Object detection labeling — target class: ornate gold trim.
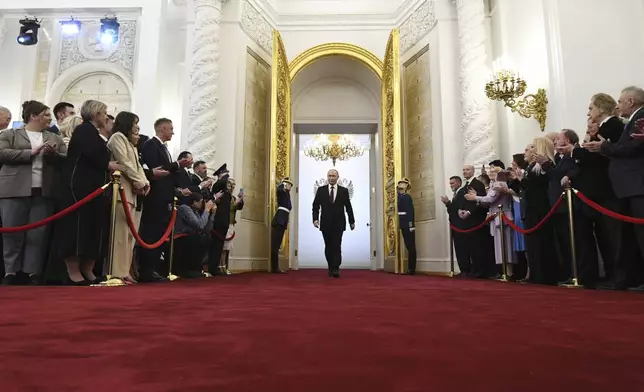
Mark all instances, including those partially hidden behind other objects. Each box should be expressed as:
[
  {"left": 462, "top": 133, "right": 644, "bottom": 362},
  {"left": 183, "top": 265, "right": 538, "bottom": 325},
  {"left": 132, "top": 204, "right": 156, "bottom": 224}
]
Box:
[
  {"left": 268, "top": 30, "right": 292, "bottom": 271},
  {"left": 381, "top": 29, "right": 403, "bottom": 273},
  {"left": 289, "top": 42, "right": 384, "bottom": 81}
]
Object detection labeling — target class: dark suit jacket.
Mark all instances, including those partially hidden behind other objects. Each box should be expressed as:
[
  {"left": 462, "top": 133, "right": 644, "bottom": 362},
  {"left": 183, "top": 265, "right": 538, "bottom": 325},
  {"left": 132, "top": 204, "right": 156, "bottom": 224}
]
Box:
[
  {"left": 542, "top": 154, "right": 580, "bottom": 212},
  {"left": 47, "top": 124, "right": 60, "bottom": 135},
  {"left": 397, "top": 193, "right": 415, "bottom": 229},
  {"left": 450, "top": 177, "right": 487, "bottom": 229},
  {"left": 572, "top": 116, "right": 623, "bottom": 203},
  {"left": 312, "top": 184, "right": 355, "bottom": 232},
  {"left": 271, "top": 184, "right": 292, "bottom": 228},
  {"left": 601, "top": 108, "right": 644, "bottom": 199},
  {"left": 509, "top": 164, "right": 551, "bottom": 225},
  {"left": 211, "top": 174, "right": 231, "bottom": 231},
  {"left": 140, "top": 137, "right": 179, "bottom": 207},
  {"left": 62, "top": 121, "right": 110, "bottom": 198}
]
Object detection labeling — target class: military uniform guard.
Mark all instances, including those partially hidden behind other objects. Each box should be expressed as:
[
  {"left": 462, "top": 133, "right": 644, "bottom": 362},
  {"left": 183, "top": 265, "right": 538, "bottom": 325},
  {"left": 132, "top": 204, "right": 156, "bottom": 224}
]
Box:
[
  {"left": 270, "top": 178, "right": 293, "bottom": 274},
  {"left": 398, "top": 178, "right": 417, "bottom": 275}
]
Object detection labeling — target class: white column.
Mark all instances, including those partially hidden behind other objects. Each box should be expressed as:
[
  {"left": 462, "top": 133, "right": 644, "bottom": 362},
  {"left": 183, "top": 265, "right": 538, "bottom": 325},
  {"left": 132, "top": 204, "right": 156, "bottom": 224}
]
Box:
[
  {"left": 453, "top": 0, "right": 496, "bottom": 165},
  {"left": 182, "top": 0, "right": 228, "bottom": 170},
  {"left": 132, "top": 3, "right": 163, "bottom": 136}
]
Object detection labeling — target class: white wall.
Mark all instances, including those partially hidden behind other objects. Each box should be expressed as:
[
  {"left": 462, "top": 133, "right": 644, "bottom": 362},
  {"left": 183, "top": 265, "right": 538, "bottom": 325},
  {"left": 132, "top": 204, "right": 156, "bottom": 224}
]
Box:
[
  {"left": 281, "top": 29, "right": 391, "bottom": 62},
  {"left": 544, "top": 0, "right": 644, "bottom": 135},
  {"left": 297, "top": 134, "right": 372, "bottom": 268},
  {"left": 489, "top": 0, "right": 549, "bottom": 161}
]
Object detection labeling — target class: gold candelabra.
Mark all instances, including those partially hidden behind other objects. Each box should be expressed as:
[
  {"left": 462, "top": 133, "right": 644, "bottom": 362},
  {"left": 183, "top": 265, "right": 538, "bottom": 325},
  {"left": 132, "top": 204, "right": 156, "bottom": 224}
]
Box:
[
  {"left": 485, "top": 69, "right": 548, "bottom": 131},
  {"left": 304, "top": 134, "right": 364, "bottom": 166}
]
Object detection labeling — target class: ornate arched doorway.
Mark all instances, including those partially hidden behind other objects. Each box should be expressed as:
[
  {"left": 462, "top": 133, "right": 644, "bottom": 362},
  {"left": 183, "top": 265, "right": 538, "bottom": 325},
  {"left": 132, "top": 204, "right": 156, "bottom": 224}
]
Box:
[{"left": 268, "top": 32, "right": 404, "bottom": 273}]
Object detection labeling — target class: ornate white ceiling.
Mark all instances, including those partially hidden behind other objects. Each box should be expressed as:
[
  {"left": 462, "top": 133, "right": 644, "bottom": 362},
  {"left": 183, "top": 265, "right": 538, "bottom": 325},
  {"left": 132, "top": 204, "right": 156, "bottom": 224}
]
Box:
[
  {"left": 266, "top": 0, "right": 409, "bottom": 16},
  {"left": 255, "top": 0, "right": 424, "bottom": 27}
]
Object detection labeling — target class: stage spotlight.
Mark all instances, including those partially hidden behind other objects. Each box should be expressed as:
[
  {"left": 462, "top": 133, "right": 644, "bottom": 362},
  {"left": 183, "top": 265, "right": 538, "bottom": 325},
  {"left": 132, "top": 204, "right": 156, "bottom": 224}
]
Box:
[
  {"left": 100, "top": 17, "right": 119, "bottom": 45},
  {"left": 17, "top": 18, "right": 40, "bottom": 46},
  {"left": 60, "top": 19, "right": 81, "bottom": 36}
]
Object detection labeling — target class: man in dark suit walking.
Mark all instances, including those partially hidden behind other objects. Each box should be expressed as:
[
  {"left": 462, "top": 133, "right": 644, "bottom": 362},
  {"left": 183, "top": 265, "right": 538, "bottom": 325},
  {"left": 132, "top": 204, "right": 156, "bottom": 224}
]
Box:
[
  {"left": 270, "top": 177, "right": 293, "bottom": 274},
  {"left": 312, "top": 169, "right": 355, "bottom": 277}
]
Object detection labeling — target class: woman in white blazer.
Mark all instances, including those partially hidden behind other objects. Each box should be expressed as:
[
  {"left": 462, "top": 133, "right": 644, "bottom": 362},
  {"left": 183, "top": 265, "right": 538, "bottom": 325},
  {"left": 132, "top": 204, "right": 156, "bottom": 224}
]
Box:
[{"left": 106, "top": 111, "right": 149, "bottom": 283}]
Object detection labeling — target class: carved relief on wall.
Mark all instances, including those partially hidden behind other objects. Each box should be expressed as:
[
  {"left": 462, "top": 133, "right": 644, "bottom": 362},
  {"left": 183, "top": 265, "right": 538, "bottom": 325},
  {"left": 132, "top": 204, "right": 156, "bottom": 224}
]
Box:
[
  {"left": 404, "top": 45, "right": 436, "bottom": 222},
  {"left": 381, "top": 30, "right": 402, "bottom": 258},
  {"left": 241, "top": 49, "right": 270, "bottom": 223},
  {"left": 240, "top": 0, "right": 272, "bottom": 54},
  {"left": 61, "top": 72, "right": 132, "bottom": 115},
  {"left": 58, "top": 20, "right": 137, "bottom": 78},
  {"left": 399, "top": 0, "right": 436, "bottom": 55}
]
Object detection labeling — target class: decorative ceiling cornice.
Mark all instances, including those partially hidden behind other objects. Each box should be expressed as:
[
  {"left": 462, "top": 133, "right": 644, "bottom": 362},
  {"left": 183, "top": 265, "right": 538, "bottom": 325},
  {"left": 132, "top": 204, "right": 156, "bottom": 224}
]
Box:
[{"left": 250, "top": 0, "right": 428, "bottom": 29}]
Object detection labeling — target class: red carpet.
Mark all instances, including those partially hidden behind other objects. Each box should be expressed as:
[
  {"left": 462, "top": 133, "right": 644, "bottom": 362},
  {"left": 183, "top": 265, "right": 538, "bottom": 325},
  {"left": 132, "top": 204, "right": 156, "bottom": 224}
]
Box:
[{"left": 2, "top": 270, "right": 644, "bottom": 391}]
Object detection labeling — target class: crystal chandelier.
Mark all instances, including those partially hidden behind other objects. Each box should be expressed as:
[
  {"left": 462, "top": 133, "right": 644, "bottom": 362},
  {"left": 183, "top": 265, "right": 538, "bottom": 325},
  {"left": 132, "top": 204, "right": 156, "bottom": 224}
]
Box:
[{"left": 304, "top": 134, "right": 364, "bottom": 166}]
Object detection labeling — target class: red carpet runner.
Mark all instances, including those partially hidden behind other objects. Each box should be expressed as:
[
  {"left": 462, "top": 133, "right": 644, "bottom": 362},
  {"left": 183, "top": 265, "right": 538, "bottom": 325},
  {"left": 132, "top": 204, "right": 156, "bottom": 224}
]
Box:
[{"left": 2, "top": 270, "right": 644, "bottom": 391}]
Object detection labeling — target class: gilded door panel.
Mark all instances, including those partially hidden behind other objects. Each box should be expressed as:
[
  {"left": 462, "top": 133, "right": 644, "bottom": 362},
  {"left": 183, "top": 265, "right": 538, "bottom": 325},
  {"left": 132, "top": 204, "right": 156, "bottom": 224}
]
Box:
[
  {"left": 269, "top": 30, "right": 292, "bottom": 272},
  {"left": 381, "top": 29, "right": 403, "bottom": 273}
]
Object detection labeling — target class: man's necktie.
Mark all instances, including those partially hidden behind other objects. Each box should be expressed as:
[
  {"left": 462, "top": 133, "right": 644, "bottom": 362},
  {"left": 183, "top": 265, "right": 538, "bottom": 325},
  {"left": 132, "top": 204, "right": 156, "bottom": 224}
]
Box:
[
  {"left": 330, "top": 186, "right": 334, "bottom": 203},
  {"left": 163, "top": 142, "right": 172, "bottom": 161}
]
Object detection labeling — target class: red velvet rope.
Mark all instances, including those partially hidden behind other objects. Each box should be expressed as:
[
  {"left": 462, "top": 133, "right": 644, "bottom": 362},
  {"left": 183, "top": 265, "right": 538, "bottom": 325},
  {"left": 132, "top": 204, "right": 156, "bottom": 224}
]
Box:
[
  {"left": 119, "top": 188, "right": 177, "bottom": 249},
  {"left": 501, "top": 196, "right": 564, "bottom": 234},
  {"left": 449, "top": 213, "right": 496, "bottom": 234},
  {"left": 0, "top": 184, "right": 109, "bottom": 233},
  {"left": 574, "top": 190, "right": 644, "bottom": 224}
]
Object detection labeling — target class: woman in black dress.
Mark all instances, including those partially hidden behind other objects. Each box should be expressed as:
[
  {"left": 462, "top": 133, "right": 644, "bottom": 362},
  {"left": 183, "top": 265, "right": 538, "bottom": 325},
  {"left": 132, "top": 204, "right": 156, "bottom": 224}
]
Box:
[
  {"left": 56, "top": 100, "right": 122, "bottom": 284},
  {"left": 509, "top": 137, "right": 559, "bottom": 285}
]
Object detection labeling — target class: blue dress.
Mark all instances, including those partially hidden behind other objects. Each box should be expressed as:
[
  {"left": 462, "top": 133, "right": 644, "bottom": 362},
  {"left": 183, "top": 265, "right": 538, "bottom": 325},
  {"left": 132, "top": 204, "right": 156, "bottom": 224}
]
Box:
[{"left": 512, "top": 197, "right": 526, "bottom": 252}]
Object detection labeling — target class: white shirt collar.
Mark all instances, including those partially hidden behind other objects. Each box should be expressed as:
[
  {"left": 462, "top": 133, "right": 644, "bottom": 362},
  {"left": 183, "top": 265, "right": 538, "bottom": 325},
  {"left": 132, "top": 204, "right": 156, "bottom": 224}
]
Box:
[
  {"left": 629, "top": 107, "right": 644, "bottom": 122},
  {"left": 99, "top": 134, "right": 108, "bottom": 142},
  {"left": 154, "top": 135, "right": 166, "bottom": 144}
]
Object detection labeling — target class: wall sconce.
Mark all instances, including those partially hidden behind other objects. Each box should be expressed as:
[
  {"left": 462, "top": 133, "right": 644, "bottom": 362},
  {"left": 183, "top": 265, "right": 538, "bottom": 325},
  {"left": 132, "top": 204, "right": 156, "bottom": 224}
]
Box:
[{"left": 485, "top": 69, "right": 548, "bottom": 131}]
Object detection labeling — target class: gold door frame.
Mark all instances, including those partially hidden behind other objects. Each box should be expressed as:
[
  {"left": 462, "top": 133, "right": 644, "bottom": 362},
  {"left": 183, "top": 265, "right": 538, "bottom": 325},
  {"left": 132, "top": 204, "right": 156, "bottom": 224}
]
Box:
[{"left": 269, "top": 30, "right": 403, "bottom": 272}]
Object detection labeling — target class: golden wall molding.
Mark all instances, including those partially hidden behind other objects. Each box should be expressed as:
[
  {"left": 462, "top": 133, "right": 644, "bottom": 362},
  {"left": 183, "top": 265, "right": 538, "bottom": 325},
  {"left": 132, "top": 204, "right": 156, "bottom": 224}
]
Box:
[
  {"left": 241, "top": 48, "right": 271, "bottom": 224},
  {"left": 403, "top": 44, "right": 436, "bottom": 222}
]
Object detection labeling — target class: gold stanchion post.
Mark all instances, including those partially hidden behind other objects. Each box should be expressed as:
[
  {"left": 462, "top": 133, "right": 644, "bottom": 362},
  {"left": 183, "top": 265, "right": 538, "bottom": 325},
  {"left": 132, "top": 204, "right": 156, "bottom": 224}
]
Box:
[
  {"left": 496, "top": 206, "right": 509, "bottom": 282},
  {"left": 96, "top": 171, "right": 126, "bottom": 287},
  {"left": 167, "top": 197, "right": 179, "bottom": 281},
  {"left": 448, "top": 224, "right": 455, "bottom": 278},
  {"left": 560, "top": 187, "right": 581, "bottom": 288}
]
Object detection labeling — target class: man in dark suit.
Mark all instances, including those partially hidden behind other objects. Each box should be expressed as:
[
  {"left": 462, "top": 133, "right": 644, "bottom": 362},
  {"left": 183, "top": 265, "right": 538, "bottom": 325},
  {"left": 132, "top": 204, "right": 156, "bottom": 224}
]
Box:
[
  {"left": 48, "top": 102, "right": 75, "bottom": 135},
  {"left": 454, "top": 164, "right": 489, "bottom": 277},
  {"left": 397, "top": 178, "right": 417, "bottom": 275},
  {"left": 542, "top": 129, "right": 598, "bottom": 286},
  {"left": 270, "top": 178, "right": 293, "bottom": 274},
  {"left": 572, "top": 94, "right": 626, "bottom": 281},
  {"left": 312, "top": 169, "right": 355, "bottom": 278},
  {"left": 139, "top": 118, "right": 191, "bottom": 282},
  {"left": 586, "top": 86, "right": 644, "bottom": 290}
]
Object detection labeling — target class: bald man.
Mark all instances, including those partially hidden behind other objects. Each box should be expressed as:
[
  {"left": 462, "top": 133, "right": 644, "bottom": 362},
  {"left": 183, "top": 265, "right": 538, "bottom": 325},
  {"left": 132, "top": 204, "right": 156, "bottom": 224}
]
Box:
[
  {"left": 0, "top": 107, "right": 11, "bottom": 130},
  {"left": 312, "top": 169, "right": 355, "bottom": 277}
]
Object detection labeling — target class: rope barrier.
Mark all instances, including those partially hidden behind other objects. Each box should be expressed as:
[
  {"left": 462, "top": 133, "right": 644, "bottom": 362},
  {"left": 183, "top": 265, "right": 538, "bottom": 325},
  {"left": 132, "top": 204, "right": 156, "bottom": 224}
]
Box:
[
  {"left": 574, "top": 190, "right": 644, "bottom": 224},
  {"left": 119, "top": 188, "right": 176, "bottom": 249},
  {"left": 449, "top": 213, "right": 497, "bottom": 233},
  {"left": 0, "top": 184, "right": 110, "bottom": 233},
  {"left": 501, "top": 196, "right": 564, "bottom": 234}
]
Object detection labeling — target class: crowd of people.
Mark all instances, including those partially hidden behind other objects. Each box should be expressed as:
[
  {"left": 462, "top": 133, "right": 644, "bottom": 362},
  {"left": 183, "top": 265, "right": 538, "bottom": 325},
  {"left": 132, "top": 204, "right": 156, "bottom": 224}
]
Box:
[
  {"left": 443, "top": 86, "right": 644, "bottom": 291},
  {"left": 2, "top": 85, "right": 644, "bottom": 289},
  {"left": 0, "top": 99, "right": 247, "bottom": 285}
]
